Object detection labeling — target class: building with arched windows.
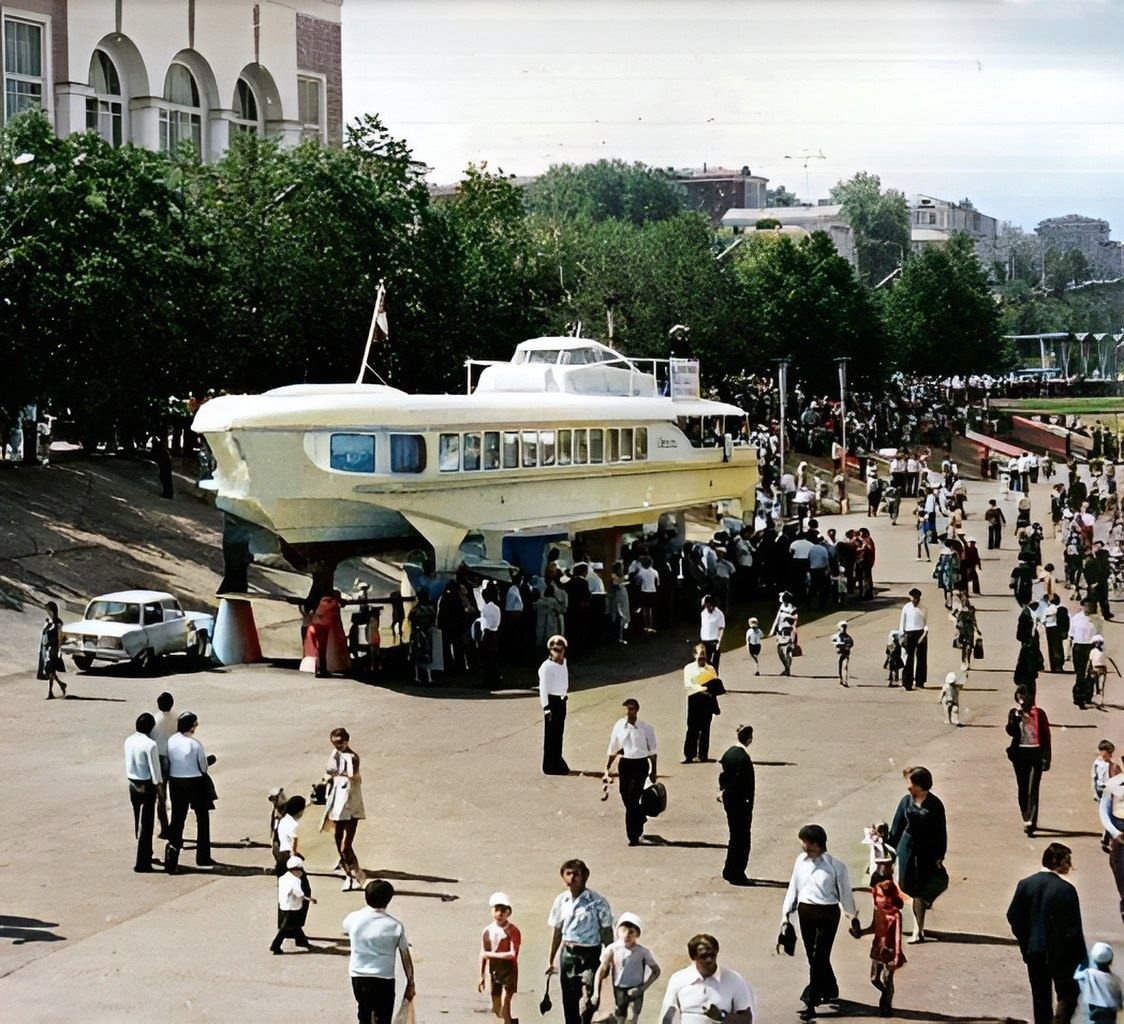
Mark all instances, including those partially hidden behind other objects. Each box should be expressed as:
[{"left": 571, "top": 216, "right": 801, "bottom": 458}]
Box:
[{"left": 3, "top": 0, "right": 342, "bottom": 155}]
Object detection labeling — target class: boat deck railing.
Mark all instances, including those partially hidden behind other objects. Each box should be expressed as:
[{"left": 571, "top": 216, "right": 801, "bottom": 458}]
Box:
[{"left": 464, "top": 356, "right": 677, "bottom": 397}]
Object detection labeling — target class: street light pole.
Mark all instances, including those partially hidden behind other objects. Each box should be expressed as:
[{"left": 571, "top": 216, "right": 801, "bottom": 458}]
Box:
[
  {"left": 835, "top": 356, "right": 850, "bottom": 513},
  {"left": 772, "top": 357, "right": 790, "bottom": 485}
]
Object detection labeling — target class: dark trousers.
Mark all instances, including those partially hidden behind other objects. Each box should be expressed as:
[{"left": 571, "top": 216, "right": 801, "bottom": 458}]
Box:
[
  {"left": 1045, "top": 627, "right": 1065, "bottom": 671},
  {"left": 168, "top": 776, "right": 211, "bottom": 864},
  {"left": 902, "top": 630, "right": 927, "bottom": 689},
  {"left": 1025, "top": 953, "right": 1078, "bottom": 1024},
  {"left": 351, "top": 975, "right": 396, "bottom": 1024},
  {"left": 1013, "top": 748, "right": 1045, "bottom": 829},
  {"left": 684, "top": 692, "right": 715, "bottom": 762},
  {"left": 722, "top": 794, "right": 752, "bottom": 880},
  {"left": 128, "top": 779, "right": 156, "bottom": 870},
  {"left": 543, "top": 695, "right": 569, "bottom": 775},
  {"left": 703, "top": 638, "right": 721, "bottom": 671},
  {"left": 560, "top": 944, "right": 601, "bottom": 1024},
  {"left": 1072, "top": 643, "right": 1093, "bottom": 691},
  {"left": 797, "top": 902, "right": 841, "bottom": 1006},
  {"left": 988, "top": 522, "right": 1002, "bottom": 549},
  {"left": 618, "top": 757, "right": 649, "bottom": 843},
  {"left": 270, "top": 908, "right": 309, "bottom": 952},
  {"left": 479, "top": 629, "right": 502, "bottom": 687},
  {"left": 809, "top": 567, "right": 830, "bottom": 609}
]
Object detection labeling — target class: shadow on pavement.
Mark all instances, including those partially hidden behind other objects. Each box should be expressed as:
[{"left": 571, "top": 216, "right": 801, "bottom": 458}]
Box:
[
  {"left": 828, "top": 997, "right": 1022, "bottom": 1021},
  {"left": 365, "top": 868, "right": 459, "bottom": 884},
  {"left": 643, "top": 834, "right": 726, "bottom": 849},
  {"left": 0, "top": 914, "right": 66, "bottom": 944},
  {"left": 56, "top": 694, "right": 128, "bottom": 702},
  {"left": 919, "top": 930, "right": 1020, "bottom": 947}
]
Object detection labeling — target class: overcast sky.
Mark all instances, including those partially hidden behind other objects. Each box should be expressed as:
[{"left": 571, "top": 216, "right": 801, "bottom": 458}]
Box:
[{"left": 342, "top": 0, "right": 1124, "bottom": 235}]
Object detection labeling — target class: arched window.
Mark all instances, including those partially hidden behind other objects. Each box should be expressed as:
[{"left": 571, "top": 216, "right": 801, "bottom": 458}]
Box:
[
  {"left": 231, "top": 77, "right": 262, "bottom": 136},
  {"left": 159, "top": 63, "right": 202, "bottom": 152},
  {"left": 86, "top": 50, "right": 122, "bottom": 146}
]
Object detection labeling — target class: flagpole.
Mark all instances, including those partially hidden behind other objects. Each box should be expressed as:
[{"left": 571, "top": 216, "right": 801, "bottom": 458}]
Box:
[{"left": 356, "top": 281, "right": 386, "bottom": 384}]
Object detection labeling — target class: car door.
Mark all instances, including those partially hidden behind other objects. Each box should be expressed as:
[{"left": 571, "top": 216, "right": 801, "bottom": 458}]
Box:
[
  {"left": 161, "top": 599, "right": 190, "bottom": 654},
  {"left": 141, "top": 600, "right": 174, "bottom": 656}
]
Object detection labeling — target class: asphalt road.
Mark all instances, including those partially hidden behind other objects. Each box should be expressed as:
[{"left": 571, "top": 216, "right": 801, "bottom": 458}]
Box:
[{"left": 1, "top": 472, "right": 1121, "bottom": 1024}]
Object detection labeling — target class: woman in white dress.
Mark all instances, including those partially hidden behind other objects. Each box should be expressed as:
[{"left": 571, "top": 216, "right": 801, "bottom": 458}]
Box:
[{"left": 324, "top": 727, "right": 366, "bottom": 891}]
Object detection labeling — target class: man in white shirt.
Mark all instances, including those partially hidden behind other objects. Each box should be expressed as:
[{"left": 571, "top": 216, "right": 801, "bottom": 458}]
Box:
[
  {"left": 343, "top": 879, "right": 415, "bottom": 1024},
  {"left": 151, "top": 691, "right": 177, "bottom": 838},
  {"left": 633, "top": 557, "right": 660, "bottom": 633},
  {"left": 899, "top": 588, "right": 929, "bottom": 690},
  {"left": 604, "top": 699, "right": 658, "bottom": 847},
  {"left": 699, "top": 595, "right": 726, "bottom": 670},
  {"left": 1069, "top": 601, "right": 1097, "bottom": 688},
  {"left": 474, "top": 583, "right": 503, "bottom": 688},
  {"left": 124, "top": 712, "right": 162, "bottom": 873},
  {"left": 659, "top": 933, "right": 755, "bottom": 1023},
  {"left": 540, "top": 635, "right": 571, "bottom": 775},
  {"left": 165, "top": 711, "right": 213, "bottom": 870},
  {"left": 781, "top": 824, "right": 860, "bottom": 1018}
]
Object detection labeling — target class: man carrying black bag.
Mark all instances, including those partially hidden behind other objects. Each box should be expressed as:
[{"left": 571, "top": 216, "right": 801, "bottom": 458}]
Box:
[
  {"left": 718, "top": 724, "right": 756, "bottom": 887},
  {"left": 604, "top": 699, "right": 658, "bottom": 847}
]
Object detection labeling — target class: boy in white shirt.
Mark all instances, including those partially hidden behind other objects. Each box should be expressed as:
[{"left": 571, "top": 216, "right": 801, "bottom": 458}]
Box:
[
  {"left": 744, "top": 617, "right": 763, "bottom": 676},
  {"left": 940, "top": 671, "right": 963, "bottom": 726},
  {"left": 270, "top": 856, "right": 316, "bottom": 954},
  {"left": 273, "top": 795, "right": 306, "bottom": 875},
  {"left": 593, "top": 913, "right": 661, "bottom": 1023},
  {"left": 1074, "top": 941, "right": 1123, "bottom": 1024},
  {"left": 1095, "top": 740, "right": 1120, "bottom": 853}
]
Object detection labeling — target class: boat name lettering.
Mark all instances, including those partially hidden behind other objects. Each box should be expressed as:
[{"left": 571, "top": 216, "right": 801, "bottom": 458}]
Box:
[{"left": 658, "top": 438, "right": 679, "bottom": 449}]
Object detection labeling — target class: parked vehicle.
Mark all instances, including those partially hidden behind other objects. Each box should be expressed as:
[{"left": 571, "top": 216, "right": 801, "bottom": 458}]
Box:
[{"left": 60, "top": 590, "right": 214, "bottom": 672}]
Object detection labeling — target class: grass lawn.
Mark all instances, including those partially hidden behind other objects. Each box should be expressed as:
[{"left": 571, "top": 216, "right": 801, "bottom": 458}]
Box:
[{"left": 993, "top": 396, "right": 1124, "bottom": 416}]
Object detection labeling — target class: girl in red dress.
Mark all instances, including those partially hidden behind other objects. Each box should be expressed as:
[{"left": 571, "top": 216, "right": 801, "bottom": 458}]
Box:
[{"left": 869, "top": 846, "right": 907, "bottom": 1016}]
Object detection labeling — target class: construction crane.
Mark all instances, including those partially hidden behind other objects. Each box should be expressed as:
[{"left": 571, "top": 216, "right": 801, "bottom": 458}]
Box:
[{"left": 783, "top": 149, "right": 826, "bottom": 204}]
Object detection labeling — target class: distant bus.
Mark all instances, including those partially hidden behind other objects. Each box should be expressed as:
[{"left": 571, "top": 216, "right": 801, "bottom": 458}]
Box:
[{"left": 1013, "top": 367, "right": 1063, "bottom": 381}]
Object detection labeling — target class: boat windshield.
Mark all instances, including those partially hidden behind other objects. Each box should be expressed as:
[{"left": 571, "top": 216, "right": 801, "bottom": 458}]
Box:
[{"left": 522, "top": 349, "right": 561, "bottom": 364}]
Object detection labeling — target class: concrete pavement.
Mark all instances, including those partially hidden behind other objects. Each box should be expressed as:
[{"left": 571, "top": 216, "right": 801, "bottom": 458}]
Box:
[{"left": 1, "top": 472, "right": 1122, "bottom": 1023}]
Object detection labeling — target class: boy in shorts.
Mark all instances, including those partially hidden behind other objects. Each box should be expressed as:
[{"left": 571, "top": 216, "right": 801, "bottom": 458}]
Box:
[
  {"left": 744, "top": 617, "right": 763, "bottom": 675},
  {"left": 478, "top": 892, "right": 521, "bottom": 1023},
  {"left": 593, "top": 912, "right": 661, "bottom": 1023}
]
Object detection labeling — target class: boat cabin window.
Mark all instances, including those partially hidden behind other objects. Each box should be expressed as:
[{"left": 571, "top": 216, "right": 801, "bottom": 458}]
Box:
[
  {"left": 521, "top": 430, "right": 538, "bottom": 468},
  {"left": 523, "top": 349, "right": 561, "bottom": 365},
  {"left": 462, "top": 432, "right": 481, "bottom": 472},
  {"left": 560, "top": 347, "right": 595, "bottom": 365},
  {"left": 635, "top": 427, "right": 647, "bottom": 461},
  {"left": 557, "top": 429, "right": 572, "bottom": 465},
  {"left": 331, "top": 433, "right": 376, "bottom": 473},
  {"left": 575, "top": 429, "right": 588, "bottom": 464},
  {"left": 438, "top": 434, "right": 460, "bottom": 472},
  {"left": 589, "top": 428, "right": 604, "bottom": 464},
  {"left": 607, "top": 429, "right": 620, "bottom": 462},
  {"left": 675, "top": 416, "right": 704, "bottom": 449},
  {"left": 502, "top": 431, "right": 519, "bottom": 469},
  {"left": 539, "top": 430, "right": 556, "bottom": 466},
  {"left": 390, "top": 434, "right": 427, "bottom": 474},
  {"left": 483, "top": 431, "right": 500, "bottom": 470}
]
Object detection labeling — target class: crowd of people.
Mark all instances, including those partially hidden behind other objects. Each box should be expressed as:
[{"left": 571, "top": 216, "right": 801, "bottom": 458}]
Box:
[{"left": 98, "top": 415, "right": 1124, "bottom": 1024}]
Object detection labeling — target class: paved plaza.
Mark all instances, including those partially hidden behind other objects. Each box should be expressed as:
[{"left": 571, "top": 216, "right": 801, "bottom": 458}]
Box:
[{"left": 2, "top": 472, "right": 1122, "bottom": 1023}]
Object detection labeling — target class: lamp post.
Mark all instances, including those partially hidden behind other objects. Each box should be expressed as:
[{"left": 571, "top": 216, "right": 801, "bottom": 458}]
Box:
[
  {"left": 835, "top": 356, "right": 850, "bottom": 513},
  {"left": 772, "top": 357, "right": 790, "bottom": 486}
]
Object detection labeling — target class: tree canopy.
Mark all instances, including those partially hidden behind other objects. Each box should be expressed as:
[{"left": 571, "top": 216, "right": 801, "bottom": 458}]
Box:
[
  {"left": 523, "top": 158, "right": 686, "bottom": 225},
  {"left": 830, "top": 171, "right": 910, "bottom": 288}
]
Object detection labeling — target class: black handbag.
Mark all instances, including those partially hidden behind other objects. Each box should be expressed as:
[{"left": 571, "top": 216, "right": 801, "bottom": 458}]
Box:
[
  {"left": 919, "top": 865, "right": 949, "bottom": 907},
  {"left": 776, "top": 921, "right": 797, "bottom": 956},
  {"left": 640, "top": 781, "right": 667, "bottom": 818},
  {"left": 973, "top": 638, "right": 985, "bottom": 660}
]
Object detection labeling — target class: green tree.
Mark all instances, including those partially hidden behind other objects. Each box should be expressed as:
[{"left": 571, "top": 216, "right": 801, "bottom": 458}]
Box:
[
  {"left": 880, "top": 232, "right": 1007, "bottom": 374},
  {"left": 830, "top": 171, "right": 910, "bottom": 288},
  {"left": 766, "top": 185, "right": 799, "bottom": 207},
  {"left": 729, "top": 230, "right": 888, "bottom": 392},
  {"left": 524, "top": 159, "right": 685, "bottom": 225}
]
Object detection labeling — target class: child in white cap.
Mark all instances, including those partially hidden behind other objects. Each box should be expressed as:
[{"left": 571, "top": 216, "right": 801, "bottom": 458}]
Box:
[
  {"left": 831, "top": 621, "right": 854, "bottom": 687},
  {"left": 478, "top": 892, "right": 521, "bottom": 1023},
  {"left": 940, "top": 671, "right": 963, "bottom": 726},
  {"left": 593, "top": 912, "right": 661, "bottom": 1023},
  {"left": 269, "top": 855, "right": 316, "bottom": 954},
  {"left": 1075, "top": 942, "right": 1123, "bottom": 1024},
  {"left": 745, "top": 617, "right": 763, "bottom": 675}
]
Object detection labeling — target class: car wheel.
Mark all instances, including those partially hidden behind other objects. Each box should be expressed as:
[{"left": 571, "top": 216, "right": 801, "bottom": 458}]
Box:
[
  {"left": 72, "top": 654, "right": 93, "bottom": 672},
  {"left": 133, "top": 648, "right": 155, "bottom": 675},
  {"left": 188, "top": 631, "right": 210, "bottom": 669}
]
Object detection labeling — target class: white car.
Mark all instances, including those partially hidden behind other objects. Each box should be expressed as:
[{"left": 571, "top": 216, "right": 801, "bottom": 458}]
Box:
[{"left": 60, "top": 590, "right": 215, "bottom": 673}]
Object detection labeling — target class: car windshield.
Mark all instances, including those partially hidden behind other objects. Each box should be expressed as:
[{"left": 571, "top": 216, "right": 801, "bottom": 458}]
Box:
[{"left": 86, "top": 600, "right": 139, "bottom": 624}]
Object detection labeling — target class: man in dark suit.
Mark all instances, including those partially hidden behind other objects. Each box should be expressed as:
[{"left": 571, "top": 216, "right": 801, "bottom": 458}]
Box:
[{"left": 1006, "top": 843, "right": 1087, "bottom": 1024}]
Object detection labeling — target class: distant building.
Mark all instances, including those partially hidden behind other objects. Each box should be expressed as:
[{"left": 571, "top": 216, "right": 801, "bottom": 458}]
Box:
[
  {"left": 1036, "top": 214, "right": 1120, "bottom": 278},
  {"left": 3, "top": 0, "right": 342, "bottom": 157},
  {"left": 720, "top": 204, "right": 856, "bottom": 266},
  {"left": 675, "top": 164, "right": 768, "bottom": 224},
  {"left": 909, "top": 195, "right": 997, "bottom": 255}
]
